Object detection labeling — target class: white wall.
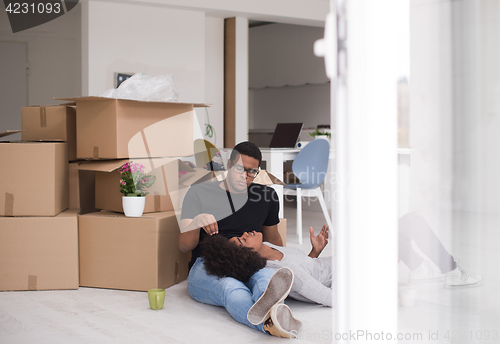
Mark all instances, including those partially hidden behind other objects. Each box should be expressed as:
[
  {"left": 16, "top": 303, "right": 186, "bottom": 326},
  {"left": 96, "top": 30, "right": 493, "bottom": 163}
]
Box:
[
  {"left": 248, "top": 23, "right": 329, "bottom": 131},
  {"left": 408, "top": 0, "right": 500, "bottom": 289},
  {"left": 410, "top": 0, "right": 454, "bottom": 234},
  {"left": 125, "top": 0, "right": 328, "bottom": 27},
  {"left": 452, "top": 0, "right": 500, "bottom": 215},
  {"left": 203, "top": 16, "right": 224, "bottom": 147},
  {"left": 0, "top": 2, "right": 81, "bottom": 105},
  {"left": 249, "top": 84, "right": 330, "bottom": 130},
  {"left": 409, "top": 0, "right": 500, "bottom": 222},
  {"left": 249, "top": 23, "right": 328, "bottom": 88},
  {"left": 82, "top": 1, "right": 205, "bottom": 102},
  {"left": 0, "top": 0, "right": 328, "bottom": 147},
  {"left": 235, "top": 17, "right": 249, "bottom": 144}
]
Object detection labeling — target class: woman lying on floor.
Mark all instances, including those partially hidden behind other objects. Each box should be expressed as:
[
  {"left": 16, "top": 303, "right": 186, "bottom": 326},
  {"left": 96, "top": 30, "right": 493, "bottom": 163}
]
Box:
[
  {"left": 200, "top": 212, "right": 482, "bottom": 309},
  {"left": 201, "top": 224, "right": 334, "bottom": 307}
]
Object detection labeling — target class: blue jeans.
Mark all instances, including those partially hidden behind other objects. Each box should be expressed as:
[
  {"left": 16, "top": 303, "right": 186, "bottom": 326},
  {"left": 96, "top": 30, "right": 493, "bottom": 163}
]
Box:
[{"left": 187, "top": 257, "right": 275, "bottom": 333}]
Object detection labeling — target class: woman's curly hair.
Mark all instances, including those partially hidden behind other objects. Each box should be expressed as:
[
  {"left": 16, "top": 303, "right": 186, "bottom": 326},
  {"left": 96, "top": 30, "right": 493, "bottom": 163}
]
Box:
[{"left": 200, "top": 235, "right": 267, "bottom": 282}]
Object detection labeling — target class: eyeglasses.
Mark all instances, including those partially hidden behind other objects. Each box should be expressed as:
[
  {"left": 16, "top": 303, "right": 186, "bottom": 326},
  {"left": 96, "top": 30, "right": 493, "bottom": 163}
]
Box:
[{"left": 233, "top": 165, "right": 260, "bottom": 178}]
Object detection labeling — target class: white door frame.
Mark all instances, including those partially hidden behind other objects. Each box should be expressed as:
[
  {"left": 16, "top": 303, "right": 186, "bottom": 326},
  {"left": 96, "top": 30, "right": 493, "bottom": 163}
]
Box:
[{"left": 321, "top": 0, "right": 400, "bottom": 342}]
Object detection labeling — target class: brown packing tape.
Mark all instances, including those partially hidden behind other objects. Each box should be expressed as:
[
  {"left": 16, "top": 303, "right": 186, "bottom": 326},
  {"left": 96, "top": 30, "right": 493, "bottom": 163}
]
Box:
[
  {"left": 28, "top": 275, "right": 38, "bottom": 290},
  {"left": 161, "top": 165, "right": 168, "bottom": 196},
  {"left": 175, "top": 261, "right": 179, "bottom": 284},
  {"left": 39, "top": 106, "right": 47, "bottom": 127},
  {"left": 140, "top": 130, "right": 152, "bottom": 157},
  {"left": 154, "top": 194, "right": 161, "bottom": 212},
  {"left": 4, "top": 193, "right": 14, "bottom": 216},
  {"left": 93, "top": 147, "right": 99, "bottom": 159}
]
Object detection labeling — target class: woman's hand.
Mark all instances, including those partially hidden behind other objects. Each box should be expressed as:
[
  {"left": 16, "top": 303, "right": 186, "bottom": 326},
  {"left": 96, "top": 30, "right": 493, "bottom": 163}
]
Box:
[{"left": 309, "top": 224, "right": 329, "bottom": 258}]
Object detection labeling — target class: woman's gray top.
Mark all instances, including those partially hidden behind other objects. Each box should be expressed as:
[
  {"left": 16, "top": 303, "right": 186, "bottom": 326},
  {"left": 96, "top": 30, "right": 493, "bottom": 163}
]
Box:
[{"left": 264, "top": 242, "right": 334, "bottom": 307}]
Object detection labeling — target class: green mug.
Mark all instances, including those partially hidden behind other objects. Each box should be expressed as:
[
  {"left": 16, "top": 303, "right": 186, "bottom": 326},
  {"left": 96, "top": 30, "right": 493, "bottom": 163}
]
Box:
[{"left": 148, "top": 289, "right": 165, "bottom": 310}]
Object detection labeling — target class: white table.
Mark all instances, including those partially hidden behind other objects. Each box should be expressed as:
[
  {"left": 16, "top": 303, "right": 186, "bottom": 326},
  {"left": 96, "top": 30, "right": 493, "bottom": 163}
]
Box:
[
  {"left": 261, "top": 147, "right": 411, "bottom": 219},
  {"left": 260, "top": 148, "right": 301, "bottom": 218}
]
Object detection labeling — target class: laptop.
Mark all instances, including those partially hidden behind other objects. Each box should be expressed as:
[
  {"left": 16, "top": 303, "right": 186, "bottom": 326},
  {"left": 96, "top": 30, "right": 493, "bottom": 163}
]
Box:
[{"left": 268, "top": 123, "right": 303, "bottom": 148}]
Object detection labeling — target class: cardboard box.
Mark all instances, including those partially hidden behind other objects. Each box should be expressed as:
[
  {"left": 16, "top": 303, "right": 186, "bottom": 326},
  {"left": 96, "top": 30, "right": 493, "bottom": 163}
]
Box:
[
  {"left": 0, "top": 210, "right": 79, "bottom": 291},
  {"left": 21, "top": 105, "right": 77, "bottom": 161},
  {"left": 57, "top": 96, "right": 209, "bottom": 160},
  {"left": 77, "top": 158, "right": 212, "bottom": 214},
  {"left": 278, "top": 218, "right": 287, "bottom": 246},
  {"left": 0, "top": 134, "right": 69, "bottom": 216},
  {"left": 78, "top": 211, "right": 191, "bottom": 291}
]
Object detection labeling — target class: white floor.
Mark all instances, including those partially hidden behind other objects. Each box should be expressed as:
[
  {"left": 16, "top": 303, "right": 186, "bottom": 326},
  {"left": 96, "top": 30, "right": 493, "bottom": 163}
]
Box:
[
  {"left": 397, "top": 210, "right": 500, "bottom": 344},
  {"left": 1, "top": 201, "right": 498, "bottom": 343}
]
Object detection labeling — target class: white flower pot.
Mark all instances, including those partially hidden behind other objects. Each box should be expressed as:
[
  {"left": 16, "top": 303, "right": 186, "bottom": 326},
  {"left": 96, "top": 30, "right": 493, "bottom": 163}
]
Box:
[
  {"left": 314, "top": 135, "right": 330, "bottom": 140},
  {"left": 122, "top": 196, "right": 146, "bottom": 217}
]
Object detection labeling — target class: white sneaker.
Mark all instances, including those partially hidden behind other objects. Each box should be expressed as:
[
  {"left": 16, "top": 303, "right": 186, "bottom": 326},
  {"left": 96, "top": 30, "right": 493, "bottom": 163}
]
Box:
[
  {"left": 444, "top": 261, "right": 482, "bottom": 289},
  {"left": 409, "top": 261, "right": 444, "bottom": 284},
  {"left": 263, "top": 304, "right": 303, "bottom": 338},
  {"left": 247, "top": 267, "right": 294, "bottom": 325}
]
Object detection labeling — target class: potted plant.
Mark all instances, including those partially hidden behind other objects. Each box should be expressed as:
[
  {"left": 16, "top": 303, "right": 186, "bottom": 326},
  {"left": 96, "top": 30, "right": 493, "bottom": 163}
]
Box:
[
  {"left": 119, "top": 161, "right": 156, "bottom": 217},
  {"left": 309, "top": 129, "right": 331, "bottom": 140}
]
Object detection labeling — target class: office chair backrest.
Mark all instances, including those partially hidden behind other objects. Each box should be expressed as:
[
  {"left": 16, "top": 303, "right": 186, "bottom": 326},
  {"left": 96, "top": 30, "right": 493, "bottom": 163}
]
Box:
[{"left": 292, "top": 139, "right": 330, "bottom": 188}]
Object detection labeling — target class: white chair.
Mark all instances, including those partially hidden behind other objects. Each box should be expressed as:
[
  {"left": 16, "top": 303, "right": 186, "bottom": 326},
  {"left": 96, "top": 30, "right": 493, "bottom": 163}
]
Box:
[{"left": 283, "top": 139, "right": 332, "bottom": 244}]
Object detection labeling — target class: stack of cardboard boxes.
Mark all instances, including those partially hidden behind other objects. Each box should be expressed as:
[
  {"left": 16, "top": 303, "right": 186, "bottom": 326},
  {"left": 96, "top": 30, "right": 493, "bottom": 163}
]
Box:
[
  {"left": 0, "top": 106, "right": 78, "bottom": 292},
  {"left": 0, "top": 96, "right": 287, "bottom": 293}
]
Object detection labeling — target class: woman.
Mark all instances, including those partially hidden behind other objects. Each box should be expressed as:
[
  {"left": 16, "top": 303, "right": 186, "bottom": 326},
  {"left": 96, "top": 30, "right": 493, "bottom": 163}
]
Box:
[
  {"left": 201, "top": 225, "right": 334, "bottom": 307},
  {"left": 200, "top": 212, "right": 482, "bottom": 309}
]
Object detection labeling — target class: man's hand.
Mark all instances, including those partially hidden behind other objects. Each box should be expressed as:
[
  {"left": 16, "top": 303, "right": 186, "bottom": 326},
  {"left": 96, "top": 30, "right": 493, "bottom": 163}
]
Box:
[
  {"left": 194, "top": 213, "right": 218, "bottom": 235},
  {"left": 308, "top": 224, "right": 329, "bottom": 258},
  {"left": 179, "top": 214, "right": 218, "bottom": 253}
]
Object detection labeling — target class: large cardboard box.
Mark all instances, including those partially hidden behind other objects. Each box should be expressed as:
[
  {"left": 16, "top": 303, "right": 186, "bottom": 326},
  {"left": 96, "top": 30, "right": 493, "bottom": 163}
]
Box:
[
  {"left": 0, "top": 134, "right": 69, "bottom": 216},
  {"left": 57, "top": 96, "right": 208, "bottom": 160},
  {"left": 78, "top": 211, "right": 191, "bottom": 291},
  {"left": 278, "top": 218, "right": 287, "bottom": 246},
  {"left": 21, "top": 105, "right": 77, "bottom": 161},
  {"left": 0, "top": 210, "right": 79, "bottom": 291},
  {"left": 77, "top": 158, "right": 212, "bottom": 214}
]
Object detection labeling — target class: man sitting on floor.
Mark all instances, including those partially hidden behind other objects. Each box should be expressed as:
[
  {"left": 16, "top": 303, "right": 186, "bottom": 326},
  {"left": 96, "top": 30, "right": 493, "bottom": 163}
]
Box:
[{"left": 178, "top": 141, "right": 301, "bottom": 338}]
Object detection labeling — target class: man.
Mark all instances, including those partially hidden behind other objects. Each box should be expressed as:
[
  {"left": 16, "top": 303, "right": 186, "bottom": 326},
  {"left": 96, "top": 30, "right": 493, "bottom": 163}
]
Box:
[{"left": 179, "top": 141, "right": 300, "bottom": 337}]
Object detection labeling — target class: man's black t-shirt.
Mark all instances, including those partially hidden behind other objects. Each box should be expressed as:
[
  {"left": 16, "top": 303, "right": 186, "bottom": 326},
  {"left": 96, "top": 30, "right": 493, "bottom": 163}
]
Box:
[{"left": 180, "top": 181, "right": 280, "bottom": 270}]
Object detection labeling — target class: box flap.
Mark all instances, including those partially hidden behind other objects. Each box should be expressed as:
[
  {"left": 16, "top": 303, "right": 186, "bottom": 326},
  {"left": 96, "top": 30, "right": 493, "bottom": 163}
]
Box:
[
  {"left": 77, "top": 159, "right": 128, "bottom": 172},
  {"left": 80, "top": 209, "right": 176, "bottom": 220},
  {"left": 140, "top": 158, "right": 194, "bottom": 174},
  {"left": 77, "top": 158, "right": 185, "bottom": 173},
  {"left": 178, "top": 160, "right": 195, "bottom": 173},
  {"left": 254, "top": 170, "right": 286, "bottom": 186},
  {"left": 55, "top": 96, "right": 209, "bottom": 107},
  {"left": 0, "top": 130, "right": 23, "bottom": 139},
  {"left": 179, "top": 168, "right": 212, "bottom": 186},
  {"left": 23, "top": 103, "right": 76, "bottom": 108}
]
